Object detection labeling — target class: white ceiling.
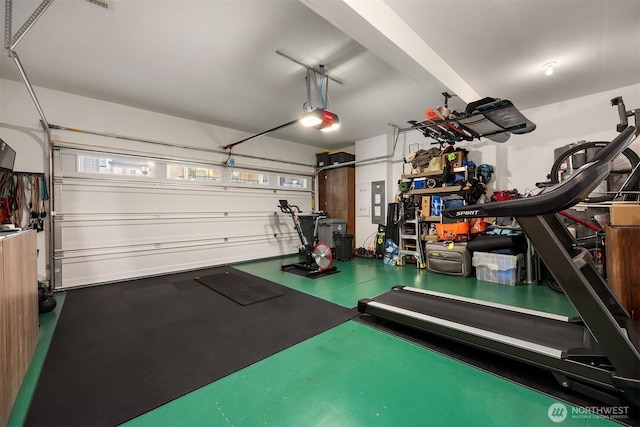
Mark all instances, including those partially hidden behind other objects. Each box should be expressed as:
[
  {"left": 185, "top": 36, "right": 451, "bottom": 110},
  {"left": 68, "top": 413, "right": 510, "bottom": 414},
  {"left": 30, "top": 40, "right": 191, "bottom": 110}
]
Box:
[{"left": 1, "top": 0, "right": 639, "bottom": 150}]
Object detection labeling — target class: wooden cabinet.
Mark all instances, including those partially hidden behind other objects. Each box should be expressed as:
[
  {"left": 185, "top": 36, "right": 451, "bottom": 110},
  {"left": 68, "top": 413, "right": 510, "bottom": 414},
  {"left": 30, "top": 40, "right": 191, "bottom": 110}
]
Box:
[
  {"left": 1, "top": 230, "right": 38, "bottom": 426},
  {"left": 318, "top": 167, "right": 355, "bottom": 236},
  {"left": 605, "top": 225, "right": 640, "bottom": 321}
]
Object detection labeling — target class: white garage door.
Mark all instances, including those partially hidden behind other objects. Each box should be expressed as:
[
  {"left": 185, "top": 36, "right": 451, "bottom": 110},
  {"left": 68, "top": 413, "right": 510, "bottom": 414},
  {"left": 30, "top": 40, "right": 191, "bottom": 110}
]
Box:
[{"left": 52, "top": 145, "right": 312, "bottom": 289}]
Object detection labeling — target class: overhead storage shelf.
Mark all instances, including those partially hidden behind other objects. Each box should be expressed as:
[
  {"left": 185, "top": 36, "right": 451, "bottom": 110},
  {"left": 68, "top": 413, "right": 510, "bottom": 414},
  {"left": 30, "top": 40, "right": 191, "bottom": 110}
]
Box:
[
  {"left": 401, "top": 166, "right": 467, "bottom": 180},
  {"left": 408, "top": 186, "right": 462, "bottom": 195},
  {"left": 400, "top": 97, "right": 536, "bottom": 145}
]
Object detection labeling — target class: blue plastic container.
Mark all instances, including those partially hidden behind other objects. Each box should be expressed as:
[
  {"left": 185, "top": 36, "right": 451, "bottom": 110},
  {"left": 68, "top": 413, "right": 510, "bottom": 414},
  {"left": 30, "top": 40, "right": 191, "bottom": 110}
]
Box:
[{"left": 431, "top": 196, "right": 442, "bottom": 216}]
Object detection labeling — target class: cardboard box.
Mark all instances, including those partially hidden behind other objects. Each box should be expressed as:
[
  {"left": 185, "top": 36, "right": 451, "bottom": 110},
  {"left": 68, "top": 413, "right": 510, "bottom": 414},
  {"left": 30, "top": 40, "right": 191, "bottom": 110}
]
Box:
[
  {"left": 421, "top": 196, "right": 431, "bottom": 217},
  {"left": 610, "top": 204, "right": 640, "bottom": 226},
  {"left": 441, "top": 151, "right": 465, "bottom": 168}
]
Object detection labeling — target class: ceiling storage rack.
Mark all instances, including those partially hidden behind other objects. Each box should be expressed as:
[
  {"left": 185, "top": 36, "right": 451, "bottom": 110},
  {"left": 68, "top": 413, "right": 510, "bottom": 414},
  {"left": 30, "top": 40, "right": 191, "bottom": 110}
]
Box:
[{"left": 397, "top": 97, "right": 537, "bottom": 146}]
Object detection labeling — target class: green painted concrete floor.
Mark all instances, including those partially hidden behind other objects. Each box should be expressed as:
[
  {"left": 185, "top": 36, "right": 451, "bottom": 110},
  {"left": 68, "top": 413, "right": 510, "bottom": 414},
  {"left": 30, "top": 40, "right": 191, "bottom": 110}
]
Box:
[{"left": 10, "top": 256, "right": 619, "bottom": 426}]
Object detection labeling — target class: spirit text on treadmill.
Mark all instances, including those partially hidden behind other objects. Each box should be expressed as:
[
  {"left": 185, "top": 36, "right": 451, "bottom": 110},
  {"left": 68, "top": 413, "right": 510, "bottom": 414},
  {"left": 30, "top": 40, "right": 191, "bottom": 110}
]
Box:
[{"left": 455, "top": 210, "right": 480, "bottom": 216}]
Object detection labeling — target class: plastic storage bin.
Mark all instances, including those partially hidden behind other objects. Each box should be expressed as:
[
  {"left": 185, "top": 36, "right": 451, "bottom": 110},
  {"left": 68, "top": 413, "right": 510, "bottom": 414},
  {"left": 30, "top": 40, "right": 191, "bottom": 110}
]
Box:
[
  {"left": 329, "top": 151, "right": 355, "bottom": 165},
  {"left": 413, "top": 178, "right": 426, "bottom": 189},
  {"left": 317, "top": 218, "right": 348, "bottom": 248},
  {"left": 472, "top": 252, "right": 524, "bottom": 285},
  {"left": 316, "top": 151, "right": 330, "bottom": 167}
]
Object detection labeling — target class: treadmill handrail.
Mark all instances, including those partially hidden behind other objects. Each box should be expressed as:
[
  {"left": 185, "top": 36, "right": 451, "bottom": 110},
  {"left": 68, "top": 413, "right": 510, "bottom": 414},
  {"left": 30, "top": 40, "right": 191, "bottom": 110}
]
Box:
[
  {"left": 398, "top": 286, "right": 571, "bottom": 322},
  {"left": 368, "top": 301, "right": 565, "bottom": 358},
  {"left": 443, "top": 126, "right": 637, "bottom": 219}
]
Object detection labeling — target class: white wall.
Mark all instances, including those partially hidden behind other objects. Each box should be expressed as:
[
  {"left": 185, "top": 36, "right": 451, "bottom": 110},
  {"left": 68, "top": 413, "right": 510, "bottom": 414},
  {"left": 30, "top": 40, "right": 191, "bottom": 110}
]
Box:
[
  {"left": 353, "top": 129, "right": 425, "bottom": 247},
  {"left": 0, "top": 78, "right": 321, "bottom": 279},
  {"left": 480, "top": 83, "right": 640, "bottom": 193},
  {"left": 354, "top": 134, "right": 389, "bottom": 248}
]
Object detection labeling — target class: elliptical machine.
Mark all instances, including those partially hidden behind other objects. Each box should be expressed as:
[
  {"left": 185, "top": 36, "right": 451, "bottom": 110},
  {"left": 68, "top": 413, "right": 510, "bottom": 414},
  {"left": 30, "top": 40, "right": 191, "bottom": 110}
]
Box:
[{"left": 278, "top": 200, "right": 338, "bottom": 278}]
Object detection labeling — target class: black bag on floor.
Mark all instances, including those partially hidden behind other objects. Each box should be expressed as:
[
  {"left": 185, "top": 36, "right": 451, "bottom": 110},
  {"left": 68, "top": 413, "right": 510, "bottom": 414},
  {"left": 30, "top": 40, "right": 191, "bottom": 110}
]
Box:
[
  {"left": 466, "top": 234, "right": 527, "bottom": 254},
  {"left": 425, "top": 241, "right": 472, "bottom": 277},
  {"left": 385, "top": 202, "right": 400, "bottom": 245}
]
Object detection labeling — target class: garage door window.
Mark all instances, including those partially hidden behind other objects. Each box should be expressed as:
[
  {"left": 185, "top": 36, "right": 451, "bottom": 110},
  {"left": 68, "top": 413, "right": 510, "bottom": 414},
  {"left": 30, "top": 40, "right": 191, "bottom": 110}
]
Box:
[
  {"left": 167, "top": 164, "right": 221, "bottom": 181},
  {"left": 78, "top": 155, "right": 155, "bottom": 177},
  {"left": 230, "top": 170, "right": 269, "bottom": 185},
  {"left": 277, "top": 176, "right": 307, "bottom": 188}
]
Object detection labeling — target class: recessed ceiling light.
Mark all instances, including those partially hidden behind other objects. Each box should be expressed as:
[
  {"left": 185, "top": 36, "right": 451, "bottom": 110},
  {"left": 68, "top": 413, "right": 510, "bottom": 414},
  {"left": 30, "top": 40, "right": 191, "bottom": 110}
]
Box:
[{"left": 543, "top": 62, "right": 557, "bottom": 76}]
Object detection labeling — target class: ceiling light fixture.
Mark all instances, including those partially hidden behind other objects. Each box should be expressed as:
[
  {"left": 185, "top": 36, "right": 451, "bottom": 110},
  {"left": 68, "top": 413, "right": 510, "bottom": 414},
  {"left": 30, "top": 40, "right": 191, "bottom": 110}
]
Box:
[
  {"left": 300, "top": 109, "right": 340, "bottom": 132},
  {"left": 543, "top": 62, "right": 556, "bottom": 76},
  {"left": 296, "top": 61, "right": 341, "bottom": 132},
  {"left": 320, "top": 112, "right": 340, "bottom": 132},
  {"left": 300, "top": 109, "right": 324, "bottom": 127},
  {"left": 222, "top": 54, "right": 343, "bottom": 150}
]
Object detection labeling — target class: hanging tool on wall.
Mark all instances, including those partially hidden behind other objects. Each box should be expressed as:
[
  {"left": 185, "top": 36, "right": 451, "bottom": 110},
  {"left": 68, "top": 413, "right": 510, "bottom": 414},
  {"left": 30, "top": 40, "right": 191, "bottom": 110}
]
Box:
[
  {"left": 29, "top": 174, "right": 40, "bottom": 230},
  {"left": 5, "top": 172, "right": 48, "bottom": 231},
  {"left": 27, "top": 175, "right": 48, "bottom": 231}
]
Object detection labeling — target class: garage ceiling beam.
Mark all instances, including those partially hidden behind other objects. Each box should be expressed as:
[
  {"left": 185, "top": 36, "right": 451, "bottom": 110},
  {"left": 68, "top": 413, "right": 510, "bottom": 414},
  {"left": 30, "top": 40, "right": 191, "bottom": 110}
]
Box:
[{"left": 301, "top": 0, "right": 480, "bottom": 104}]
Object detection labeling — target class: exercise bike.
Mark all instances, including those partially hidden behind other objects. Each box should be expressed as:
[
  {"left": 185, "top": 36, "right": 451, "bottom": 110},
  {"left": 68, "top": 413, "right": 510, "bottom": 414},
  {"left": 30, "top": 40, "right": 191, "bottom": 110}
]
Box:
[{"left": 278, "top": 199, "right": 338, "bottom": 278}]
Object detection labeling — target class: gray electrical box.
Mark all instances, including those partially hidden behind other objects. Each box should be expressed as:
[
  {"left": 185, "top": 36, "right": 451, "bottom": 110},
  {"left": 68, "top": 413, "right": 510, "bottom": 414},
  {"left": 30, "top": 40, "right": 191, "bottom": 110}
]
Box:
[{"left": 371, "top": 181, "right": 385, "bottom": 224}]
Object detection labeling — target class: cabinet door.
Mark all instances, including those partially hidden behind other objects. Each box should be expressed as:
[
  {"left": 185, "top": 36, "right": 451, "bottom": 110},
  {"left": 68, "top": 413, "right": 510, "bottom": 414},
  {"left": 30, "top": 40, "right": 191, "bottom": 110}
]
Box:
[
  {"left": 0, "top": 239, "right": 7, "bottom": 427},
  {"left": 319, "top": 167, "right": 355, "bottom": 235},
  {"left": 0, "top": 231, "right": 38, "bottom": 427}
]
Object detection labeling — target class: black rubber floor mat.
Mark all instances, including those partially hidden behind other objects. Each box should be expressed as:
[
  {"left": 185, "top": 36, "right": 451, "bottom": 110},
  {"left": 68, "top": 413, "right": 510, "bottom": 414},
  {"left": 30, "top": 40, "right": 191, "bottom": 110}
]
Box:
[
  {"left": 281, "top": 264, "right": 340, "bottom": 279},
  {"left": 24, "top": 266, "right": 356, "bottom": 427},
  {"left": 195, "top": 270, "right": 284, "bottom": 305}
]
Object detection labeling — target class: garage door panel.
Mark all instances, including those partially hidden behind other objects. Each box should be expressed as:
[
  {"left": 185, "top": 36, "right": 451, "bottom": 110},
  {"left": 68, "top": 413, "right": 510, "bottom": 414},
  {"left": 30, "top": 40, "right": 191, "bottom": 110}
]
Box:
[
  {"left": 58, "top": 239, "right": 296, "bottom": 289},
  {"left": 53, "top": 147, "right": 312, "bottom": 289},
  {"left": 58, "top": 215, "right": 298, "bottom": 250},
  {"left": 59, "top": 179, "right": 298, "bottom": 214}
]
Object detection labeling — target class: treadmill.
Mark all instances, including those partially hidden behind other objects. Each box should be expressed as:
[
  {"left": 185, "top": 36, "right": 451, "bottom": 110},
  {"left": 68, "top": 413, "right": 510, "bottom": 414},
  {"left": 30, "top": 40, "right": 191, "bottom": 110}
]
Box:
[{"left": 358, "top": 126, "right": 640, "bottom": 407}]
